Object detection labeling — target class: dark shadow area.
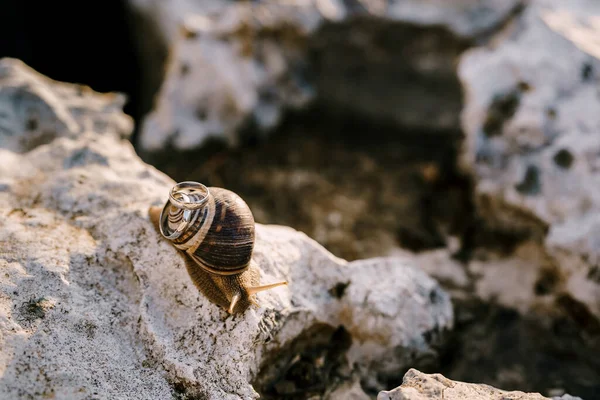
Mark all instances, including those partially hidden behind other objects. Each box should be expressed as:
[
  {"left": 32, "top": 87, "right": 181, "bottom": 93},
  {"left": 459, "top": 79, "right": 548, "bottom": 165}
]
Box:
[
  {"left": 143, "top": 104, "right": 472, "bottom": 261},
  {"left": 433, "top": 299, "right": 600, "bottom": 400},
  {"left": 0, "top": 0, "right": 143, "bottom": 124},
  {"left": 254, "top": 323, "right": 353, "bottom": 399},
  {"left": 310, "top": 16, "right": 471, "bottom": 133}
]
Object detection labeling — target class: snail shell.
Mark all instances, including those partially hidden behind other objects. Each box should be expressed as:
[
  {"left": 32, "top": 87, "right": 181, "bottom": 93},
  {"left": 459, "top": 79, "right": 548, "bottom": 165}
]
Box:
[{"left": 148, "top": 181, "right": 287, "bottom": 314}]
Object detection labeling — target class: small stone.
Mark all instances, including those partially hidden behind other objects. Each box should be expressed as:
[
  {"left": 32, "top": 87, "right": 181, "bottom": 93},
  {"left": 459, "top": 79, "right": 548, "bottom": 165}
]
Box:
[{"left": 377, "top": 369, "right": 580, "bottom": 400}]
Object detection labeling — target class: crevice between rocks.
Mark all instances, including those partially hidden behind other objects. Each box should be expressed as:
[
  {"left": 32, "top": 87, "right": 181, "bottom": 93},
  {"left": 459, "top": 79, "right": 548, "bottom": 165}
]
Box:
[{"left": 254, "top": 323, "right": 353, "bottom": 399}]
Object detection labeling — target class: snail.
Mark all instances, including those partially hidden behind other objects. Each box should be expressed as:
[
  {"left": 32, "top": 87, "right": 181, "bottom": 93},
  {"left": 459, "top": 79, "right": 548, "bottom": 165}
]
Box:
[{"left": 148, "top": 181, "right": 287, "bottom": 314}]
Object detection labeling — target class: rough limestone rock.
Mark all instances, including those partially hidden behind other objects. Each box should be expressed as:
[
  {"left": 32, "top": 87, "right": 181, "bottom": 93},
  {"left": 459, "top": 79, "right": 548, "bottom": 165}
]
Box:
[
  {"left": 458, "top": 0, "right": 600, "bottom": 319},
  {"left": 377, "top": 369, "right": 583, "bottom": 400},
  {"left": 541, "top": 7, "right": 600, "bottom": 61},
  {"left": 0, "top": 58, "right": 132, "bottom": 153},
  {"left": 137, "top": 0, "right": 522, "bottom": 152},
  {"left": 0, "top": 58, "right": 452, "bottom": 399}
]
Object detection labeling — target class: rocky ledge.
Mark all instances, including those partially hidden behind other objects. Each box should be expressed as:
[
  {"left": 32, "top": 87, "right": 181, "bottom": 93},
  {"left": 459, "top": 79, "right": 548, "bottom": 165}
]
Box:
[
  {"left": 0, "top": 58, "right": 452, "bottom": 399},
  {"left": 378, "top": 370, "right": 582, "bottom": 400}
]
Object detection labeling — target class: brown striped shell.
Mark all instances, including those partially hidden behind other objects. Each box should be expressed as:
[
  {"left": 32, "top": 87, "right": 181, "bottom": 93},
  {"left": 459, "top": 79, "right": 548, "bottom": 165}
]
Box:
[
  {"left": 161, "top": 185, "right": 255, "bottom": 275},
  {"left": 149, "top": 181, "right": 287, "bottom": 314}
]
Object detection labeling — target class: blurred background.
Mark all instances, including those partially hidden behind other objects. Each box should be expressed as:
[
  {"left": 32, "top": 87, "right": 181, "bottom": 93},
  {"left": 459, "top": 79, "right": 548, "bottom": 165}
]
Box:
[{"left": 2, "top": 0, "right": 600, "bottom": 398}]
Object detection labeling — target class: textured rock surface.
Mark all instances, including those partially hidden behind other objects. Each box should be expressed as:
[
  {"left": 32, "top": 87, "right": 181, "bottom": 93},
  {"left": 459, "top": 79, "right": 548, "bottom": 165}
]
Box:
[
  {"left": 378, "top": 369, "right": 583, "bottom": 400},
  {"left": 125, "top": 0, "right": 228, "bottom": 121},
  {"left": 541, "top": 7, "right": 600, "bottom": 60},
  {"left": 136, "top": 0, "right": 522, "bottom": 152},
  {"left": 127, "top": 0, "right": 225, "bottom": 44},
  {"left": 0, "top": 58, "right": 452, "bottom": 399},
  {"left": 458, "top": 0, "right": 600, "bottom": 320},
  {"left": 0, "top": 58, "right": 132, "bottom": 153}
]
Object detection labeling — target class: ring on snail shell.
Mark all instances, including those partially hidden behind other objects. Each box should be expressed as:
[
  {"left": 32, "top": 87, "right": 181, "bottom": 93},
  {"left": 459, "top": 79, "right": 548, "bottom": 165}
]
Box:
[
  {"left": 168, "top": 181, "right": 210, "bottom": 210},
  {"left": 159, "top": 181, "right": 210, "bottom": 240}
]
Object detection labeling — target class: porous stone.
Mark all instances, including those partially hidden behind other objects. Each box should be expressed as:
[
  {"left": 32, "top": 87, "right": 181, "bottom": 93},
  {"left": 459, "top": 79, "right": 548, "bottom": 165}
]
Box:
[
  {"left": 0, "top": 58, "right": 452, "bottom": 399},
  {"left": 377, "top": 369, "right": 583, "bottom": 400},
  {"left": 541, "top": 7, "right": 600, "bottom": 61},
  {"left": 458, "top": 0, "right": 600, "bottom": 320},
  {"left": 136, "top": 0, "right": 522, "bottom": 152},
  {"left": 0, "top": 58, "right": 132, "bottom": 153}
]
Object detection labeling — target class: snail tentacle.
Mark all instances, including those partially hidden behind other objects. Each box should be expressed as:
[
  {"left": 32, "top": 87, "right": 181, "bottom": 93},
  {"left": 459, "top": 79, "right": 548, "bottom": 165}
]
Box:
[
  {"left": 228, "top": 293, "right": 241, "bottom": 314},
  {"left": 246, "top": 281, "right": 288, "bottom": 296}
]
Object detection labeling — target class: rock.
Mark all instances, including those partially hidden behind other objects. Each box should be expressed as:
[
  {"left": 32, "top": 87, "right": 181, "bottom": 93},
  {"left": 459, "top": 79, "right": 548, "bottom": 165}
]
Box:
[
  {"left": 124, "top": 0, "right": 229, "bottom": 122},
  {"left": 541, "top": 7, "right": 600, "bottom": 61},
  {"left": 0, "top": 58, "right": 452, "bottom": 399},
  {"left": 136, "top": 0, "right": 522, "bottom": 152},
  {"left": 458, "top": 0, "right": 600, "bottom": 320},
  {"left": 127, "top": 0, "right": 226, "bottom": 45},
  {"left": 450, "top": 3, "right": 600, "bottom": 395},
  {"left": 377, "top": 369, "right": 583, "bottom": 400},
  {"left": 0, "top": 58, "right": 132, "bottom": 153}
]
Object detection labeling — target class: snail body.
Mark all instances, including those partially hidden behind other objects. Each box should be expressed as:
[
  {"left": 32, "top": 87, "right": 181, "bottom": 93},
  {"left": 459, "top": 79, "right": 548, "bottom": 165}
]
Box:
[{"left": 148, "top": 181, "right": 287, "bottom": 314}]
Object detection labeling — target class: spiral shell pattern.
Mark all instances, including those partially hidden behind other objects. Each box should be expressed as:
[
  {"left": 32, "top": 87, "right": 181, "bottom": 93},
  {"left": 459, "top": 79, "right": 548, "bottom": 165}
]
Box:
[{"left": 159, "top": 181, "right": 256, "bottom": 276}]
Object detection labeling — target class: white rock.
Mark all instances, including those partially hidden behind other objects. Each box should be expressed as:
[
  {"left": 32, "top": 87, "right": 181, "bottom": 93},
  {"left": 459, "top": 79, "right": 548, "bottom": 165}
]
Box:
[
  {"left": 127, "top": 0, "right": 226, "bottom": 44},
  {"left": 458, "top": 0, "right": 600, "bottom": 319},
  {"left": 0, "top": 58, "right": 132, "bottom": 153},
  {"left": 135, "top": 0, "right": 522, "bottom": 152},
  {"left": 129, "top": 0, "right": 521, "bottom": 46},
  {"left": 377, "top": 369, "right": 582, "bottom": 400},
  {"left": 541, "top": 6, "right": 600, "bottom": 61},
  {"left": 0, "top": 58, "right": 452, "bottom": 399},
  {"left": 459, "top": 0, "right": 600, "bottom": 228}
]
